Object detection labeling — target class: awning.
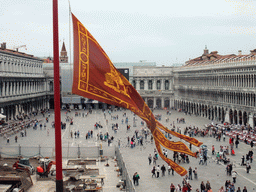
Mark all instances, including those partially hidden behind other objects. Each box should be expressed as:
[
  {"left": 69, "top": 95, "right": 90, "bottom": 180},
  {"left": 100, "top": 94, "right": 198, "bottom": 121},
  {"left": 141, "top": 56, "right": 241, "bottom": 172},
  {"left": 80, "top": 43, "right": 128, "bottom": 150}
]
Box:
[{"left": 0, "top": 114, "right": 6, "bottom": 119}]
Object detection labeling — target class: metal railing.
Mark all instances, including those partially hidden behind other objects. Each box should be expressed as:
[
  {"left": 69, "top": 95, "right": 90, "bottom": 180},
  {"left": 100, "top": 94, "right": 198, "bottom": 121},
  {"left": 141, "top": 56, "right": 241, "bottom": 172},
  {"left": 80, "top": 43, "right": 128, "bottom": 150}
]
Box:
[
  {"left": 0, "top": 145, "right": 115, "bottom": 159},
  {"left": 115, "top": 146, "right": 136, "bottom": 192}
]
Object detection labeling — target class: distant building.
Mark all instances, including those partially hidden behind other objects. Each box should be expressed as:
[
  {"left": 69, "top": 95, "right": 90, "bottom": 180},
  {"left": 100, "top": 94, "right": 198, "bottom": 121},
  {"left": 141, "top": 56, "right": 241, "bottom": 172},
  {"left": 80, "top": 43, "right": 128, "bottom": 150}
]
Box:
[
  {"left": 132, "top": 65, "right": 174, "bottom": 109},
  {"left": 0, "top": 42, "right": 48, "bottom": 120},
  {"left": 174, "top": 47, "right": 256, "bottom": 128},
  {"left": 60, "top": 42, "right": 68, "bottom": 63}
]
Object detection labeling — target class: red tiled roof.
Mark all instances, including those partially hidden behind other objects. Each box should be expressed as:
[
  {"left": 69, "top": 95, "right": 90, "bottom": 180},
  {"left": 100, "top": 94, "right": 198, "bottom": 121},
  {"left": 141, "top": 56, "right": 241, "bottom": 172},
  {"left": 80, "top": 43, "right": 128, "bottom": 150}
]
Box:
[
  {"left": 183, "top": 49, "right": 256, "bottom": 67},
  {"left": 0, "top": 48, "right": 42, "bottom": 60}
]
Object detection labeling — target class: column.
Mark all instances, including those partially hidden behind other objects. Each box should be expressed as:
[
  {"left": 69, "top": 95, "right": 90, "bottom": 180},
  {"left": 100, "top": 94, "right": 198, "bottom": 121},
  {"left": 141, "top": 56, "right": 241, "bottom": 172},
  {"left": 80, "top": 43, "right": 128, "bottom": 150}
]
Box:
[
  {"left": 161, "top": 79, "right": 164, "bottom": 90},
  {"left": 145, "top": 79, "right": 148, "bottom": 90},
  {"left": 135, "top": 79, "right": 140, "bottom": 91},
  {"left": 153, "top": 79, "right": 156, "bottom": 90},
  {"left": 248, "top": 113, "right": 254, "bottom": 128},
  {"left": 6, "top": 81, "right": 9, "bottom": 96},
  {"left": 170, "top": 78, "right": 173, "bottom": 90},
  {"left": 161, "top": 97, "right": 164, "bottom": 109},
  {"left": 2, "top": 81, "right": 5, "bottom": 96},
  {"left": 153, "top": 97, "right": 157, "bottom": 108},
  {"left": 10, "top": 81, "right": 13, "bottom": 96},
  {"left": 13, "top": 82, "right": 16, "bottom": 95}
]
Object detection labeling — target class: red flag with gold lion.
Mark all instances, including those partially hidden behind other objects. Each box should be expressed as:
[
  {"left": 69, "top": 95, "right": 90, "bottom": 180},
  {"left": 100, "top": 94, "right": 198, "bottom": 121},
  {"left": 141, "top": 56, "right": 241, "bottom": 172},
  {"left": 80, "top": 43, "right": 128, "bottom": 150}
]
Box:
[{"left": 72, "top": 13, "right": 202, "bottom": 176}]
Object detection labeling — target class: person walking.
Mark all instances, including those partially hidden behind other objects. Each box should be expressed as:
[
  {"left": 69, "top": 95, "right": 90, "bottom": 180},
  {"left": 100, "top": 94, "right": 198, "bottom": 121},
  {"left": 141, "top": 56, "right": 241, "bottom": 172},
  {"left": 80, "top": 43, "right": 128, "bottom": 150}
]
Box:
[
  {"left": 235, "top": 139, "right": 239, "bottom": 148},
  {"left": 161, "top": 164, "right": 166, "bottom": 177},
  {"left": 132, "top": 172, "right": 136, "bottom": 185},
  {"left": 148, "top": 154, "right": 152, "bottom": 165},
  {"left": 193, "top": 167, "right": 198, "bottom": 179},
  {"left": 170, "top": 183, "right": 175, "bottom": 192},
  {"left": 15, "top": 136, "right": 18, "bottom": 143},
  {"left": 241, "top": 155, "right": 245, "bottom": 166},
  {"left": 156, "top": 165, "right": 160, "bottom": 178},
  {"left": 250, "top": 140, "right": 254, "bottom": 148},
  {"left": 199, "top": 154, "right": 204, "bottom": 165},
  {"left": 188, "top": 167, "right": 193, "bottom": 180},
  {"left": 218, "top": 186, "right": 225, "bottom": 192},
  {"left": 232, "top": 171, "right": 237, "bottom": 183},
  {"left": 212, "top": 145, "right": 215, "bottom": 155},
  {"left": 246, "top": 163, "right": 251, "bottom": 173},
  {"left": 200, "top": 181, "right": 206, "bottom": 192},
  {"left": 176, "top": 184, "right": 182, "bottom": 192},
  {"left": 167, "top": 165, "right": 171, "bottom": 175},
  {"left": 151, "top": 166, "right": 156, "bottom": 177},
  {"left": 203, "top": 155, "right": 207, "bottom": 165},
  {"left": 205, "top": 181, "right": 211, "bottom": 191},
  {"left": 135, "top": 172, "right": 140, "bottom": 185}
]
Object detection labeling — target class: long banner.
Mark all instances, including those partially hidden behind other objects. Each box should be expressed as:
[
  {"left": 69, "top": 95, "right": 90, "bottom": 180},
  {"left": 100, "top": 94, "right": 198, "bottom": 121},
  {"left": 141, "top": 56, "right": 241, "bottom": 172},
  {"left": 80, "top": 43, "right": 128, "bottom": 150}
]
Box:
[{"left": 71, "top": 13, "right": 202, "bottom": 176}]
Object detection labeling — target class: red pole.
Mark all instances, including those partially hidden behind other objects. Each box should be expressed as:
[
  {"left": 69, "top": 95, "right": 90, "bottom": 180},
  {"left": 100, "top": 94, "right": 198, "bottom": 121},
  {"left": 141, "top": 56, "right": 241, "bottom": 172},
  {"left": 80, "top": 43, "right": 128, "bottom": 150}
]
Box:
[{"left": 52, "top": 0, "right": 63, "bottom": 191}]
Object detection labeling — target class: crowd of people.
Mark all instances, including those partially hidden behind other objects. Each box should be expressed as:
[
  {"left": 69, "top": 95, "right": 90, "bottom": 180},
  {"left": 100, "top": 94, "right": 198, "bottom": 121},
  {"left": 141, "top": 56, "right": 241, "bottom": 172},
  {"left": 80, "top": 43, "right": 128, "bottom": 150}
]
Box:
[{"left": 4, "top": 106, "right": 255, "bottom": 191}]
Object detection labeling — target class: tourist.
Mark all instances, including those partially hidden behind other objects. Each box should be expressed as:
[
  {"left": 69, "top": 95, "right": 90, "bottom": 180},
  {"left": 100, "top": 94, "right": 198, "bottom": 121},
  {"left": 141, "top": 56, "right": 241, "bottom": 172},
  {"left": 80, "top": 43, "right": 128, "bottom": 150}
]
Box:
[
  {"left": 205, "top": 181, "right": 211, "bottom": 191},
  {"left": 218, "top": 186, "right": 225, "bottom": 192},
  {"left": 161, "top": 164, "right": 166, "bottom": 176},
  {"left": 193, "top": 167, "right": 198, "bottom": 179},
  {"left": 200, "top": 181, "right": 205, "bottom": 192},
  {"left": 232, "top": 171, "right": 237, "bottom": 183},
  {"left": 151, "top": 166, "right": 156, "bottom": 177},
  {"left": 176, "top": 184, "right": 182, "bottom": 192},
  {"left": 132, "top": 172, "right": 136, "bottom": 185},
  {"left": 241, "top": 155, "right": 245, "bottom": 166},
  {"left": 156, "top": 165, "right": 160, "bottom": 178},
  {"left": 188, "top": 167, "right": 192, "bottom": 180},
  {"left": 148, "top": 154, "right": 152, "bottom": 165},
  {"left": 170, "top": 183, "right": 175, "bottom": 192},
  {"left": 246, "top": 163, "right": 251, "bottom": 173},
  {"left": 135, "top": 172, "right": 140, "bottom": 185},
  {"left": 168, "top": 165, "right": 171, "bottom": 175}
]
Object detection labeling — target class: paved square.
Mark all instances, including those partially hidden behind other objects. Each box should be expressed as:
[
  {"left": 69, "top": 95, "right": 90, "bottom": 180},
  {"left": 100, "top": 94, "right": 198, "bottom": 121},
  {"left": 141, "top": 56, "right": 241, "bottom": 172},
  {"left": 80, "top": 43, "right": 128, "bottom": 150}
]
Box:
[{"left": 1, "top": 108, "right": 256, "bottom": 191}]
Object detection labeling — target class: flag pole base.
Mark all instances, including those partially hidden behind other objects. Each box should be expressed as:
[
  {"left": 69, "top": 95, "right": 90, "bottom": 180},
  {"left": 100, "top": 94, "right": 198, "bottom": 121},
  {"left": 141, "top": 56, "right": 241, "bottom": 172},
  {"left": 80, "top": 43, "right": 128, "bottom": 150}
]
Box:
[{"left": 56, "top": 179, "right": 63, "bottom": 192}]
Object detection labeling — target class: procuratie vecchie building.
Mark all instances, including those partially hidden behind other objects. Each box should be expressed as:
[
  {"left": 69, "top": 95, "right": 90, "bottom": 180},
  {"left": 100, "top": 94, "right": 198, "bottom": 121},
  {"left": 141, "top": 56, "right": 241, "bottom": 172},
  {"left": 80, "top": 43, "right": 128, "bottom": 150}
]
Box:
[{"left": 173, "top": 47, "right": 256, "bottom": 128}]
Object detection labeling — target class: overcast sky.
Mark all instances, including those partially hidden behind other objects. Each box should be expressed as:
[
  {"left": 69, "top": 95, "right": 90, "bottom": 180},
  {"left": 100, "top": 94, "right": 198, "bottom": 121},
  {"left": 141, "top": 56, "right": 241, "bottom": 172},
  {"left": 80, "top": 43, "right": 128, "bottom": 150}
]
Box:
[{"left": 1, "top": 0, "right": 256, "bottom": 65}]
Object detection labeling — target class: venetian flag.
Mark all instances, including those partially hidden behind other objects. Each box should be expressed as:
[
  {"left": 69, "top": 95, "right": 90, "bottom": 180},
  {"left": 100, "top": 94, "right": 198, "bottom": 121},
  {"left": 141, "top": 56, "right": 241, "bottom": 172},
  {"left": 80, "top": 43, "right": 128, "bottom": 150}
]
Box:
[{"left": 71, "top": 13, "right": 202, "bottom": 176}]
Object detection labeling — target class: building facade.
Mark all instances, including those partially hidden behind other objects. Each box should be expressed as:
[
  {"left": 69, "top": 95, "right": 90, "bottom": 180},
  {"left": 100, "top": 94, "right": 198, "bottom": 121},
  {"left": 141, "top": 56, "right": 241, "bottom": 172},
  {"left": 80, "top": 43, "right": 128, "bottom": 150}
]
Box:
[
  {"left": 0, "top": 42, "right": 49, "bottom": 121},
  {"left": 132, "top": 66, "right": 174, "bottom": 109},
  {"left": 173, "top": 48, "right": 256, "bottom": 128}
]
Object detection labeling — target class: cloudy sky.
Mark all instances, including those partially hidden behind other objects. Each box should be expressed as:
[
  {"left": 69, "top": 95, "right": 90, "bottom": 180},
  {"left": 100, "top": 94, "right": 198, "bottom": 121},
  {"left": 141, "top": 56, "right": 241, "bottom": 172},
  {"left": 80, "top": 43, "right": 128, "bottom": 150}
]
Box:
[{"left": 1, "top": 0, "right": 256, "bottom": 65}]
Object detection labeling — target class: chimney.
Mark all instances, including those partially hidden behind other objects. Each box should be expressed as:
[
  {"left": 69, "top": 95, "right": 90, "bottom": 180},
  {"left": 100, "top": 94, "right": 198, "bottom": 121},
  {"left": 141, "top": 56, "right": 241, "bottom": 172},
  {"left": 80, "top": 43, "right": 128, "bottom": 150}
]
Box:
[
  {"left": 238, "top": 50, "right": 242, "bottom": 55},
  {"left": 1, "top": 42, "right": 6, "bottom": 49}
]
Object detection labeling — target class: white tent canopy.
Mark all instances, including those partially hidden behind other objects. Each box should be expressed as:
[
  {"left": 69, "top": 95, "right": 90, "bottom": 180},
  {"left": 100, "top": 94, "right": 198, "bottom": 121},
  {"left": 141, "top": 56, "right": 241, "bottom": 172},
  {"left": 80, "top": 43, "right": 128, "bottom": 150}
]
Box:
[{"left": 0, "top": 114, "right": 6, "bottom": 119}]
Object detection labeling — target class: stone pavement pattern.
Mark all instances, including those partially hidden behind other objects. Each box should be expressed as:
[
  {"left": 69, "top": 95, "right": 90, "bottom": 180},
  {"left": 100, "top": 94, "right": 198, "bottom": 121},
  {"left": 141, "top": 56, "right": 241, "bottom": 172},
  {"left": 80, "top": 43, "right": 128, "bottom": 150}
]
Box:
[{"left": 1, "top": 109, "right": 256, "bottom": 191}]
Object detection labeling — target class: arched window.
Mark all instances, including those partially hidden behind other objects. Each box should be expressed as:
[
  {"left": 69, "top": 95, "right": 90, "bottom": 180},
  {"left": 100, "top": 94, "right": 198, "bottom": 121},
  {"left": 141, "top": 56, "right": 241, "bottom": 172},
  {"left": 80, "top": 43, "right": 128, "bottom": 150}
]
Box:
[
  {"left": 49, "top": 81, "right": 54, "bottom": 92},
  {"left": 165, "top": 80, "right": 169, "bottom": 90},
  {"left": 148, "top": 80, "right": 153, "bottom": 90},
  {"left": 156, "top": 80, "right": 161, "bottom": 90},
  {"left": 140, "top": 80, "right": 144, "bottom": 90}
]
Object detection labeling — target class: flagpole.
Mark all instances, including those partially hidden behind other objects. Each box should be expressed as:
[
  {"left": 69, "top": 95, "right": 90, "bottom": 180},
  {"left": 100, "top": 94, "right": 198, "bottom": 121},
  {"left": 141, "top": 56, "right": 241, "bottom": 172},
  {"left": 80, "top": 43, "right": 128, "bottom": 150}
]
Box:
[{"left": 52, "top": 0, "right": 63, "bottom": 191}]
